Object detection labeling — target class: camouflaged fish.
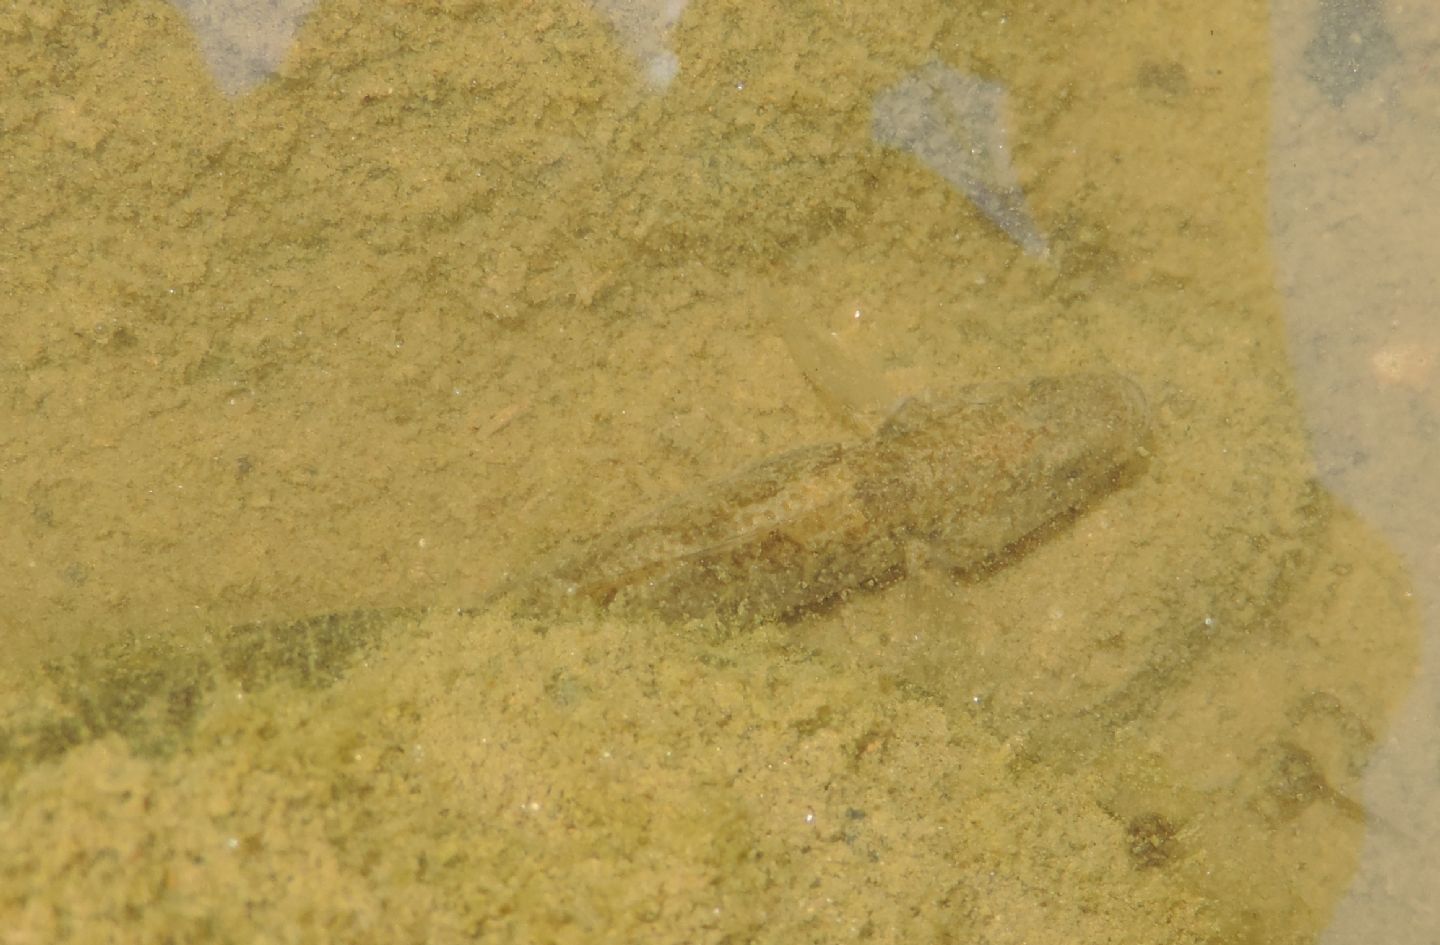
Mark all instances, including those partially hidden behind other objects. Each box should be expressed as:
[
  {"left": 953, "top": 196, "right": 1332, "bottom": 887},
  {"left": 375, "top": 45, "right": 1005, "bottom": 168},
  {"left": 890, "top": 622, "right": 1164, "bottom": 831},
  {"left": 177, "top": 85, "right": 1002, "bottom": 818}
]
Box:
[{"left": 499, "top": 372, "right": 1149, "bottom": 624}]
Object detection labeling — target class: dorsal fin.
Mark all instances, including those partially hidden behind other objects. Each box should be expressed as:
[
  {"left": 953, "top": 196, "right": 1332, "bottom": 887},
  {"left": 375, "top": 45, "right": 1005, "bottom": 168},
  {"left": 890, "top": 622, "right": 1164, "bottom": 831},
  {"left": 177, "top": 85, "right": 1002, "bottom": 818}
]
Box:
[{"left": 778, "top": 318, "right": 898, "bottom": 437}]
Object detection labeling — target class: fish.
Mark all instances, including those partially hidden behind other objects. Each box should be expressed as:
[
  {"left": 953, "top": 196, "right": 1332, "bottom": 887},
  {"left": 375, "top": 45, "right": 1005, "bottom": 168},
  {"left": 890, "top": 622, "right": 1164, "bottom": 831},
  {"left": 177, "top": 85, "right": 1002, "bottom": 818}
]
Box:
[{"left": 500, "top": 372, "right": 1150, "bottom": 624}]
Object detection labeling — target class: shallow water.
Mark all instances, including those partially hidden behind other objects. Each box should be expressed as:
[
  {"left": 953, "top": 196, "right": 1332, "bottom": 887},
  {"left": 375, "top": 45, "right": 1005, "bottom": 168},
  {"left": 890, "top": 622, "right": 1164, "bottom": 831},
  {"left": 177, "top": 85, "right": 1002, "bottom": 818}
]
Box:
[{"left": 0, "top": 0, "right": 1431, "bottom": 942}]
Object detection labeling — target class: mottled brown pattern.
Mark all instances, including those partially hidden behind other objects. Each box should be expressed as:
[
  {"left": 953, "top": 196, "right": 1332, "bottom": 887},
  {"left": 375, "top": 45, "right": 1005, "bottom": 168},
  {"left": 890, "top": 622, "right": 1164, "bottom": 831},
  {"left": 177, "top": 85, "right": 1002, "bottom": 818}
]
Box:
[{"left": 507, "top": 373, "right": 1150, "bottom": 624}]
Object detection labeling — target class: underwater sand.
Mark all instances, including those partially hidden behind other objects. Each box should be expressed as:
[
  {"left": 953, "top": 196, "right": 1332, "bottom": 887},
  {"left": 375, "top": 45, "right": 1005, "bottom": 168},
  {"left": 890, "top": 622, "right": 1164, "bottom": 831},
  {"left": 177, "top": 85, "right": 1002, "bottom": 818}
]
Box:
[{"left": 0, "top": 0, "right": 1420, "bottom": 942}]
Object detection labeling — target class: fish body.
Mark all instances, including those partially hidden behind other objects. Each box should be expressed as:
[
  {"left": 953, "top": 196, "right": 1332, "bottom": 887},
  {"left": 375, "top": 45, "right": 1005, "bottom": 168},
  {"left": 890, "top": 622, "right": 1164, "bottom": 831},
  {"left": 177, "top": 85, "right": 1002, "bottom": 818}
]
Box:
[{"left": 507, "top": 373, "right": 1149, "bottom": 624}]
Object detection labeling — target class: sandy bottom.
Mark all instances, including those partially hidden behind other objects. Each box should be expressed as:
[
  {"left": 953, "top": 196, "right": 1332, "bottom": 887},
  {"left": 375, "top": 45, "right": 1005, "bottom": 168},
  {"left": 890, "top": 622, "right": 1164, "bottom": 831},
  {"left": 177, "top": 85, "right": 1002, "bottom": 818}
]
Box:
[{"left": 0, "top": 0, "right": 1422, "bottom": 941}]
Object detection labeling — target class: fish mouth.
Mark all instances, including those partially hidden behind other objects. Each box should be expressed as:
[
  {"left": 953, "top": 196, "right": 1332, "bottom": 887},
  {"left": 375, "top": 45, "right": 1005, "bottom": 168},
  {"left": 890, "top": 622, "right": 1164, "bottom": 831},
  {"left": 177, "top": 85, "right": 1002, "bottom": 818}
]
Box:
[
  {"left": 1111, "top": 374, "right": 1152, "bottom": 436},
  {"left": 1024, "top": 373, "right": 1153, "bottom": 494}
]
